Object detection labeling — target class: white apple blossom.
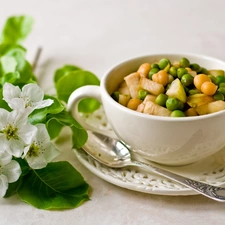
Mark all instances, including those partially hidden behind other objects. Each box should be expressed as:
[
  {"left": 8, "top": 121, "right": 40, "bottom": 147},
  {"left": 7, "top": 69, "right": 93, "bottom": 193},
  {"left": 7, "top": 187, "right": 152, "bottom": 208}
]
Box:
[
  {"left": 3, "top": 82, "right": 54, "bottom": 114},
  {"left": 0, "top": 109, "right": 37, "bottom": 157},
  {"left": 0, "top": 151, "right": 21, "bottom": 197},
  {"left": 23, "top": 124, "right": 60, "bottom": 169}
]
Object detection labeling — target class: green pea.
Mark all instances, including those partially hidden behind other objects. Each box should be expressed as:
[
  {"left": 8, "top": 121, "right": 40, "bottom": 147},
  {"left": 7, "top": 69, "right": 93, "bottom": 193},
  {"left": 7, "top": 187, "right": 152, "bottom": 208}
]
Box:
[
  {"left": 155, "top": 94, "right": 168, "bottom": 107},
  {"left": 190, "top": 63, "right": 201, "bottom": 73},
  {"left": 166, "top": 97, "right": 184, "bottom": 111},
  {"left": 217, "top": 87, "right": 225, "bottom": 96},
  {"left": 169, "top": 66, "right": 177, "bottom": 78},
  {"left": 181, "top": 74, "right": 194, "bottom": 86},
  {"left": 189, "top": 89, "right": 201, "bottom": 95},
  {"left": 184, "top": 86, "right": 190, "bottom": 94},
  {"left": 138, "top": 89, "right": 148, "bottom": 100},
  {"left": 213, "top": 91, "right": 224, "bottom": 101},
  {"left": 171, "top": 110, "right": 185, "bottom": 117},
  {"left": 216, "top": 76, "right": 225, "bottom": 85},
  {"left": 200, "top": 67, "right": 209, "bottom": 75},
  {"left": 151, "top": 63, "right": 159, "bottom": 69},
  {"left": 208, "top": 75, "right": 217, "bottom": 84},
  {"left": 219, "top": 82, "right": 225, "bottom": 88},
  {"left": 180, "top": 57, "right": 190, "bottom": 68},
  {"left": 111, "top": 91, "right": 119, "bottom": 101},
  {"left": 158, "top": 58, "right": 170, "bottom": 71},
  {"left": 177, "top": 68, "right": 188, "bottom": 79},
  {"left": 148, "top": 68, "right": 159, "bottom": 79}
]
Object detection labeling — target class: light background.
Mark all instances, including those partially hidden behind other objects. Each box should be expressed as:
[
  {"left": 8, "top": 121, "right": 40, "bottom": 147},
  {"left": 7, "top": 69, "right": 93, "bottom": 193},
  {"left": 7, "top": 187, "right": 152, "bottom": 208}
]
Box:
[{"left": 0, "top": 0, "right": 225, "bottom": 224}]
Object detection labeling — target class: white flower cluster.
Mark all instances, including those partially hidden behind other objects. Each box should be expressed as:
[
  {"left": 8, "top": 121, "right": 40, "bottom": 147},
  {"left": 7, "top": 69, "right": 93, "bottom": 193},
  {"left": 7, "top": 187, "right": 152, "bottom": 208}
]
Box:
[{"left": 0, "top": 83, "right": 60, "bottom": 197}]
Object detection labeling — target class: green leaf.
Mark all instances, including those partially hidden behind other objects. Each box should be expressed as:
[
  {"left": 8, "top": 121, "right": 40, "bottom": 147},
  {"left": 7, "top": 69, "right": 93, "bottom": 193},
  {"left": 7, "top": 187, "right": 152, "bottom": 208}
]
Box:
[
  {"left": 15, "top": 59, "right": 35, "bottom": 84},
  {"left": 0, "top": 15, "right": 34, "bottom": 44},
  {"left": 4, "top": 158, "right": 30, "bottom": 198},
  {"left": 14, "top": 157, "right": 30, "bottom": 176},
  {"left": 28, "top": 95, "right": 65, "bottom": 124},
  {"left": 0, "top": 43, "right": 35, "bottom": 84},
  {"left": 78, "top": 98, "right": 101, "bottom": 113},
  {"left": 1, "top": 71, "right": 20, "bottom": 84},
  {"left": 46, "top": 111, "right": 87, "bottom": 148},
  {"left": 0, "top": 43, "right": 26, "bottom": 58},
  {"left": 18, "top": 161, "right": 90, "bottom": 210},
  {"left": 45, "top": 117, "right": 64, "bottom": 140},
  {"left": 0, "top": 55, "right": 17, "bottom": 75},
  {"left": 4, "top": 176, "right": 23, "bottom": 198},
  {"left": 54, "top": 64, "right": 81, "bottom": 84},
  {"left": 70, "top": 125, "right": 88, "bottom": 149},
  {"left": 0, "top": 88, "right": 11, "bottom": 110},
  {"left": 56, "top": 70, "right": 100, "bottom": 103}
]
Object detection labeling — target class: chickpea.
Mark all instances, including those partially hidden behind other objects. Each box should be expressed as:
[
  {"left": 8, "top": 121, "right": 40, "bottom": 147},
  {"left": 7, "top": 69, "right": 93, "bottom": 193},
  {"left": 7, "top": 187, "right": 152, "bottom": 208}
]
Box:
[
  {"left": 193, "top": 74, "right": 211, "bottom": 90},
  {"left": 201, "top": 81, "right": 217, "bottom": 96},
  {"left": 185, "top": 108, "right": 198, "bottom": 117},
  {"left": 152, "top": 70, "right": 169, "bottom": 86},
  {"left": 127, "top": 98, "right": 142, "bottom": 110},
  {"left": 152, "top": 73, "right": 158, "bottom": 83},
  {"left": 137, "top": 63, "right": 151, "bottom": 78}
]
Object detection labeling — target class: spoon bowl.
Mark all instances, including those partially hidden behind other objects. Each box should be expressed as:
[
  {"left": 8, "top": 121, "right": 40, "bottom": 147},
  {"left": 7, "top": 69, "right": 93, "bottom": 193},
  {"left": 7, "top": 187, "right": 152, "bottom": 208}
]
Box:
[
  {"left": 83, "top": 131, "right": 131, "bottom": 167},
  {"left": 82, "top": 131, "right": 225, "bottom": 202}
]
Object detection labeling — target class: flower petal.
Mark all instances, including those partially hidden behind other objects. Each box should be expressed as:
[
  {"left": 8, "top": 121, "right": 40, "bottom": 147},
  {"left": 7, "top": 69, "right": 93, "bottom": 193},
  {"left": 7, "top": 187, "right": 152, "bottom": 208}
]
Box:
[
  {"left": 33, "top": 99, "right": 54, "bottom": 110},
  {"left": 3, "top": 82, "right": 21, "bottom": 104},
  {"left": 3, "top": 160, "right": 21, "bottom": 183},
  {"left": 0, "top": 108, "right": 9, "bottom": 129},
  {"left": 24, "top": 124, "right": 60, "bottom": 169},
  {"left": 26, "top": 154, "right": 47, "bottom": 169},
  {"left": 44, "top": 142, "right": 60, "bottom": 163},
  {"left": 0, "top": 175, "right": 8, "bottom": 197},
  {"left": 0, "top": 151, "right": 12, "bottom": 166},
  {"left": 7, "top": 139, "right": 26, "bottom": 157},
  {"left": 8, "top": 110, "right": 29, "bottom": 126},
  {"left": 7, "top": 98, "right": 26, "bottom": 112},
  {"left": 22, "top": 83, "right": 44, "bottom": 103},
  {"left": 19, "top": 123, "right": 37, "bottom": 144},
  {"left": 35, "top": 124, "right": 50, "bottom": 142}
]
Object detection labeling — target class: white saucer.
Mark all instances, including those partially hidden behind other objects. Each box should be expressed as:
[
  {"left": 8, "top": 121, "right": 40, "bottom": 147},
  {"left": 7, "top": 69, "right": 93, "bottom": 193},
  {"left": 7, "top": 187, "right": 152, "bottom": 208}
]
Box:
[{"left": 74, "top": 107, "right": 225, "bottom": 196}]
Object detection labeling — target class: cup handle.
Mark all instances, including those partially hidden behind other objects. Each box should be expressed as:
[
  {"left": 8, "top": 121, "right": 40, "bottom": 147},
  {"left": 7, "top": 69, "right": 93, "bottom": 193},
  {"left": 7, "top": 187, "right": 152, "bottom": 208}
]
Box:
[{"left": 67, "top": 85, "right": 118, "bottom": 139}]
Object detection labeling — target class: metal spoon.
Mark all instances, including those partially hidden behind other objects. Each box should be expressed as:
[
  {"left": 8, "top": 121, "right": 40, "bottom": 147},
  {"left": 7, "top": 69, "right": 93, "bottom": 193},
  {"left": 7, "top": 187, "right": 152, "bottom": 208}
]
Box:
[{"left": 82, "top": 131, "right": 225, "bottom": 202}]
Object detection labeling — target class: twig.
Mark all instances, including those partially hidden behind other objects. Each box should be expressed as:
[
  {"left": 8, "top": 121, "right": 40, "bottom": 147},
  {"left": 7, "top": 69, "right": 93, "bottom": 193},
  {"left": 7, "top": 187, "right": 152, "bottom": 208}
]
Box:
[{"left": 32, "top": 47, "right": 42, "bottom": 71}]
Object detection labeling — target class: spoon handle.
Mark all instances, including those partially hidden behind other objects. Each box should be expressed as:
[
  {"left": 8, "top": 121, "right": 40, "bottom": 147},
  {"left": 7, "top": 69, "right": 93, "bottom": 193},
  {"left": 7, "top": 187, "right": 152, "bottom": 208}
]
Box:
[{"left": 131, "top": 160, "right": 225, "bottom": 202}]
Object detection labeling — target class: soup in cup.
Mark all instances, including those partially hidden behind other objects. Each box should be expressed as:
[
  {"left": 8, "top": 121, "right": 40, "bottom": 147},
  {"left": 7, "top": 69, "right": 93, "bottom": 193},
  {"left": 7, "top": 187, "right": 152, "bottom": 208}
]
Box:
[{"left": 68, "top": 53, "right": 225, "bottom": 166}]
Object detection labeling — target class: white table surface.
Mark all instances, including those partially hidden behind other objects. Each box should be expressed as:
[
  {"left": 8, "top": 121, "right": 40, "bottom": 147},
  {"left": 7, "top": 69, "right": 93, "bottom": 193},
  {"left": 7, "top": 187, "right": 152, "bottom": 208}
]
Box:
[{"left": 1, "top": 0, "right": 225, "bottom": 224}]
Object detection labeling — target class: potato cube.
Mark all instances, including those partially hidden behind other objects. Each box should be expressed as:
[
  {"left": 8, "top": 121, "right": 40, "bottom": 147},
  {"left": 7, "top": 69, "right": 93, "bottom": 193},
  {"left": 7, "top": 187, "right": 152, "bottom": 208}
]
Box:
[
  {"left": 136, "top": 103, "right": 145, "bottom": 113},
  {"left": 124, "top": 72, "right": 140, "bottom": 98},
  {"left": 140, "top": 77, "right": 165, "bottom": 96},
  {"left": 187, "top": 94, "right": 214, "bottom": 108},
  {"left": 143, "top": 100, "right": 171, "bottom": 116},
  {"left": 118, "top": 85, "right": 130, "bottom": 95},
  {"left": 119, "top": 80, "right": 127, "bottom": 87},
  {"left": 118, "top": 94, "right": 130, "bottom": 106},
  {"left": 143, "top": 94, "right": 157, "bottom": 104},
  {"left": 196, "top": 100, "right": 225, "bottom": 115}
]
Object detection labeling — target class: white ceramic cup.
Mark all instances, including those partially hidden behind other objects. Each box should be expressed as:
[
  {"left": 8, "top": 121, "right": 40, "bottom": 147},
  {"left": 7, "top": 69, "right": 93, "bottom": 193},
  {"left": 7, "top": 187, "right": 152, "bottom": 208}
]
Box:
[{"left": 67, "top": 53, "right": 225, "bottom": 166}]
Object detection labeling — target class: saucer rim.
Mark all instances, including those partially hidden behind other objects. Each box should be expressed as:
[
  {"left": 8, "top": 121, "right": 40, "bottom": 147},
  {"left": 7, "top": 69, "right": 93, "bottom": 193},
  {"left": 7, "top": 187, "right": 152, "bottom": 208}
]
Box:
[{"left": 74, "top": 149, "right": 199, "bottom": 196}]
